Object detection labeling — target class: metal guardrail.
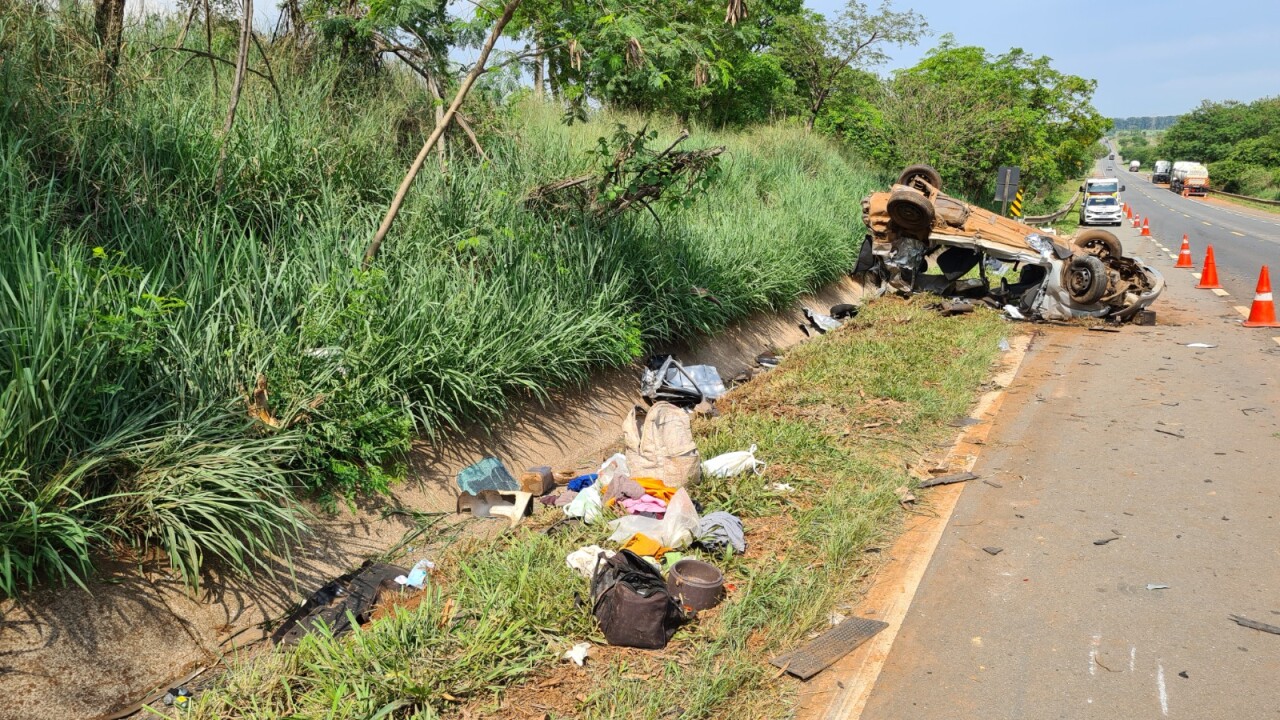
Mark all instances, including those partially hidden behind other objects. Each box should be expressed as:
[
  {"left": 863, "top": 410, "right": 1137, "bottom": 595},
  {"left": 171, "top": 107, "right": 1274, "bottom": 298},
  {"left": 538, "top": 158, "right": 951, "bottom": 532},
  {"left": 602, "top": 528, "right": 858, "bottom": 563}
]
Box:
[
  {"left": 1209, "top": 189, "right": 1280, "bottom": 207},
  {"left": 1023, "top": 191, "right": 1082, "bottom": 224}
]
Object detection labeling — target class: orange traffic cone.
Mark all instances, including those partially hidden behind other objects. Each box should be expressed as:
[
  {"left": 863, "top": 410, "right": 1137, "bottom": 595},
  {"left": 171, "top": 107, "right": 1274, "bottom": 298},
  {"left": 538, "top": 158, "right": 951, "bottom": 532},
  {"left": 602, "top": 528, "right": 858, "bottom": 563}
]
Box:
[
  {"left": 1127, "top": 205, "right": 1134, "bottom": 220},
  {"left": 1196, "top": 245, "right": 1222, "bottom": 289},
  {"left": 1140, "top": 217, "right": 1151, "bottom": 236},
  {"left": 1131, "top": 212, "right": 1139, "bottom": 228},
  {"left": 1175, "top": 235, "right": 1194, "bottom": 268},
  {"left": 1242, "top": 266, "right": 1280, "bottom": 328}
]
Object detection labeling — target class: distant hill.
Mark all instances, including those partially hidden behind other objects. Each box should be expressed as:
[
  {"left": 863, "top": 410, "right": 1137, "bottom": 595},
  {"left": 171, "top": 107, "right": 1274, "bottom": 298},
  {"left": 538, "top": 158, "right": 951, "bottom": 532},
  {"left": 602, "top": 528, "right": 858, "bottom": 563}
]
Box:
[{"left": 1111, "top": 116, "right": 1179, "bottom": 131}]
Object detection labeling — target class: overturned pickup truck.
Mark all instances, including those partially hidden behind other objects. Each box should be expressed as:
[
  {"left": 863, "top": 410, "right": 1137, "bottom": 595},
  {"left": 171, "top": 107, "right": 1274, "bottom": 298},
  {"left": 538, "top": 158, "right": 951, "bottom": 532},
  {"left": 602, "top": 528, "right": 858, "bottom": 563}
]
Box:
[{"left": 857, "top": 165, "right": 1164, "bottom": 322}]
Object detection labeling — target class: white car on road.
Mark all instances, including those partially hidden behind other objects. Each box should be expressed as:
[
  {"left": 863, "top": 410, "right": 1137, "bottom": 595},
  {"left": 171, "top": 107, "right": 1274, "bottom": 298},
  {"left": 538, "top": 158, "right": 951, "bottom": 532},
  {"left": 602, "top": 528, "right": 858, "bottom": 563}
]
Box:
[{"left": 1079, "top": 195, "right": 1123, "bottom": 226}]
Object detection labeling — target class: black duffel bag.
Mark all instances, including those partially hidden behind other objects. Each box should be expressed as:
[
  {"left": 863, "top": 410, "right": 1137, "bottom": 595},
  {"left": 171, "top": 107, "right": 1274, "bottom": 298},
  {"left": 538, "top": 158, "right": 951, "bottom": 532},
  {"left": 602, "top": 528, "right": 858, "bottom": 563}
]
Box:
[{"left": 590, "top": 550, "right": 688, "bottom": 649}]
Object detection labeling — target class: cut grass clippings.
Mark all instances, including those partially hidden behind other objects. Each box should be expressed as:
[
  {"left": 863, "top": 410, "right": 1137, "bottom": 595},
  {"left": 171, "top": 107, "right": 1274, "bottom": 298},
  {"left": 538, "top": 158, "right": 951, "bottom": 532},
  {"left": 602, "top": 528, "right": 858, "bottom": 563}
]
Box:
[{"left": 190, "top": 297, "right": 1011, "bottom": 720}]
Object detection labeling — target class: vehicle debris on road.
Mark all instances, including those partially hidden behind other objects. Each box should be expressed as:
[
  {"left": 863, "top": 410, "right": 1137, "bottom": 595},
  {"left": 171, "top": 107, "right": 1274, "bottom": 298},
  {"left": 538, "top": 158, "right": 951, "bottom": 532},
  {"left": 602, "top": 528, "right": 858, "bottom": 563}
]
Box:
[
  {"left": 1229, "top": 614, "right": 1280, "bottom": 636},
  {"left": 857, "top": 164, "right": 1164, "bottom": 322}
]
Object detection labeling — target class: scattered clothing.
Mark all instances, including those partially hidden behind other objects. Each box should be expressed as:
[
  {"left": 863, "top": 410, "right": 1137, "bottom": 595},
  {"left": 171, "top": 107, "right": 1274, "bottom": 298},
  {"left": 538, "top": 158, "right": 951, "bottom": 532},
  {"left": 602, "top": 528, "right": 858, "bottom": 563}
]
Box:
[
  {"left": 602, "top": 475, "right": 646, "bottom": 505},
  {"left": 565, "top": 485, "right": 603, "bottom": 524},
  {"left": 697, "top": 511, "right": 746, "bottom": 554},
  {"left": 633, "top": 476, "right": 678, "bottom": 503},
  {"left": 567, "top": 473, "right": 598, "bottom": 492},
  {"left": 554, "top": 490, "right": 578, "bottom": 507},
  {"left": 539, "top": 493, "right": 560, "bottom": 506},
  {"left": 620, "top": 533, "right": 672, "bottom": 561},
  {"left": 620, "top": 494, "right": 668, "bottom": 515},
  {"left": 566, "top": 545, "right": 613, "bottom": 578}
]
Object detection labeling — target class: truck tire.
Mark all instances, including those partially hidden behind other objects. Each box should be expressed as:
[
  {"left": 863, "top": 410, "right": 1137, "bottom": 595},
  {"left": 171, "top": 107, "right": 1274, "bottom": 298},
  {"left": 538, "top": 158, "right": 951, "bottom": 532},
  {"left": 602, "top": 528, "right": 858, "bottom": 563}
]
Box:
[
  {"left": 1071, "top": 229, "right": 1123, "bottom": 259},
  {"left": 1063, "top": 255, "right": 1109, "bottom": 305},
  {"left": 886, "top": 189, "right": 935, "bottom": 234},
  {"left": 897, "top": 164, "right": 943, "bottom": 192}
]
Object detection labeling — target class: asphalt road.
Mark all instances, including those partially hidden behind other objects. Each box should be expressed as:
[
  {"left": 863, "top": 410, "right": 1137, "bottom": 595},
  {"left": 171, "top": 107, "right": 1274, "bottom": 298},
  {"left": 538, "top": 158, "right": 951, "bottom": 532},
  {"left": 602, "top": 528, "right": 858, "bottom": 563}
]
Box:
[
  {"left": 1102, "top": 159, "right": 1280, "bottom": 301},
  {"left": 857, "top": 217, "right": 1280, "bottom": 719}
]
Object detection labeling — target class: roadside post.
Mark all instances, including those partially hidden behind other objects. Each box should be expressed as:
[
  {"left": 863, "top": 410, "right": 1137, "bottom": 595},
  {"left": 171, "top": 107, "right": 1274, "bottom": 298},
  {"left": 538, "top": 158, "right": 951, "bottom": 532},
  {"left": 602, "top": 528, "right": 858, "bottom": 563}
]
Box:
[{"left": 995, "top": 166, "right": 1020, "bottom": 217}]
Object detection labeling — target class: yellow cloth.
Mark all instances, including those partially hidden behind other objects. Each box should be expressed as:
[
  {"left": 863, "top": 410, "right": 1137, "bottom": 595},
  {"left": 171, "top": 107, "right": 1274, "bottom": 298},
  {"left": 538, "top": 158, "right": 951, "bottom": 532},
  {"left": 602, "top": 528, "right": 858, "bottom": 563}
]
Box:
[
  {"left": 620, "top": 533, "right": 671, "bottom": 560},
  {"left": 633, "top": 476, "right": 677, "bottom": 503}
]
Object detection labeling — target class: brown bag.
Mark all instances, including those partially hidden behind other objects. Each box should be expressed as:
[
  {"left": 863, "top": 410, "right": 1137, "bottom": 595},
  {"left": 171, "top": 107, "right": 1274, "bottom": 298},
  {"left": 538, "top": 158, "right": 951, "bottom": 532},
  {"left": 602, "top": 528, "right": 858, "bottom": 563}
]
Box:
[
  {"left": 591, "top": 550, "right": 687, "bottom": 649},
  {"left": 623, "top": 402, "right": 700, "bottom": 487}
]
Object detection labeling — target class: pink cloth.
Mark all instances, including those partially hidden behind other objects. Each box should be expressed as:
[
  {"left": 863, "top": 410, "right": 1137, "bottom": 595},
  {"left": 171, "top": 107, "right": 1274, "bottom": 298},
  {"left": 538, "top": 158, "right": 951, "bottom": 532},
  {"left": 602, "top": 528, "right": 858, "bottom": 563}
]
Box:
[{"left": 620, "top": 494, "right": 667, "bottom": 515}]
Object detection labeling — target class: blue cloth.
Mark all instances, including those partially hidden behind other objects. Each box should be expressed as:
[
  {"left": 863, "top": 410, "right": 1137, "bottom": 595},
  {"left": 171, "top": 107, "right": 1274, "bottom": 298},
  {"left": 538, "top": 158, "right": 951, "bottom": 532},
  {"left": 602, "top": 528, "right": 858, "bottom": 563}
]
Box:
[
  {"left": 566, "top": 473, "right": 598, "bottom": 492},
  {"left": 456, "top": 457, "right": 518, "bottom": 494}
]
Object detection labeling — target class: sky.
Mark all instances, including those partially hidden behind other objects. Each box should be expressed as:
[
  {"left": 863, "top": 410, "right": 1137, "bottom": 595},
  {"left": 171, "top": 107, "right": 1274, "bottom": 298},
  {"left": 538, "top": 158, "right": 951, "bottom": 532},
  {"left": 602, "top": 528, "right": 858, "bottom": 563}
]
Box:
[
  {"left": 804, "top": 0, "right": 1280, "bottom": 117},
  {"left": 129, "top": 0, "right": 1279, "bottom": 118}
]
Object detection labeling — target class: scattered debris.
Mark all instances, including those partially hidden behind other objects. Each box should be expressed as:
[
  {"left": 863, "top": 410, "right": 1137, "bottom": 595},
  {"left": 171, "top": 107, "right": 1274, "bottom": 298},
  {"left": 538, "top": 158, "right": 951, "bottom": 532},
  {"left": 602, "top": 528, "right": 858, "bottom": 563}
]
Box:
[
  {"left": 1089, "top": 325, "right": 1121, "bottom": 333},
  {"left": 1178, "top": 670, "right": 1189, "bottom": 679},
  {"left": 1093, "top": 537, "right": 1121, "bottom": 546},
  {"left": 591, "top": 550, "right": 688, "bottom": 649},
  {"left": 566, "top": 546, "right": 613, "bottom": 579},
  {"left": 393, "top": 559, "right": 436, "bottom": 590},
  {"left": 162, "top": 687, "right": 194, "bottom": 711},
  {"left": 918, "top": 471, "right": 978, "bottom": 489},
  {"left": 624, "top": 402, "right": 701, "bottom": 487},
  {"left": 769, "top": 616, "right": 890, "bottom": 680},
  {"left": 1003, "top": 305, "right": 1026, "bottom": 320},
  {"left": 829, "top": 303, "right": 860, "bottom": 320},
  {"left": 564, "top": 485, "right": 604, "bottom": 524},
  {"left": 894, "top": 486, "right": 916, "bottom": 504},
  {"left": 641, "top": 355, "right": 725, "bottom": 405},
  {"left": 456, "top": 490, "right": 534, "bottom": 527},
  {"left": 563, "top": 642, "right": 592, "bottom": 666},
  {"left": 1155, "top": 428, "right": 1186, "bottom": 439},
  {"left": 803, "top": 307, "right": 843, "bottom": 333},
  {"left": 274, "top": 562, "right": 407, "bottom": 645},
  {"left": 983, "top": 546, "right": 1003, "bottom": 556},
  {"left": 695, "top": 511, "right": 746, "bottom": 554},
  {"left": 771, "top": 482, "right": 795, "bottom": 493},
  {"left": 702, "top": 445, "right": 764, "bottom": 478},
  {"left": 982, "top": 479, "right": 1004, "bottom": 488},
  {"left": 520, "top": 466, "right": 556, "bottom": 495},
  {"left": 1146, "top": 584, "right": 1169, "bottom": 591},
  {"left": 998, "top": 338, "right": 1012, "bottom": 352},
  {"left": 667, "top": 558, "right": 726, "bottom": 611},
  {"left": 1230, "top": 614, "right": 1280, "bottom": 636},
  {"left": 456, "top": 457, "right": 519, "bottom": 494}
]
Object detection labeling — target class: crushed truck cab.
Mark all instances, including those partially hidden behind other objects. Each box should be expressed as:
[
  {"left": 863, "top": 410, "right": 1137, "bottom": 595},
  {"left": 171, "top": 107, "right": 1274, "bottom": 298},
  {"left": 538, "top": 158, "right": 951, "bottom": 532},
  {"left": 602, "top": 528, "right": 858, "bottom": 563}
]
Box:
[{"left": 858, "top": 165, "right": 1164, "bottom": 322}]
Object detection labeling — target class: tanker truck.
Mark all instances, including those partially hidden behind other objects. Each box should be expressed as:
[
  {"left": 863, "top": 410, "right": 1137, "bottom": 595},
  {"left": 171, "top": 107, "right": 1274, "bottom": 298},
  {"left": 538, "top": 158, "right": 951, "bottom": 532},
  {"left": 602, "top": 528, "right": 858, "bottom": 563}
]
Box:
[
  {"left": 1170, "top": 162, "right": 1210, "bottom": 196},
  {"left": 1128, "top": 160, "right": 1141, "bottom": 172},
  {"left": 1152, "top": 160, "right": 1171, "bottom": 184}
]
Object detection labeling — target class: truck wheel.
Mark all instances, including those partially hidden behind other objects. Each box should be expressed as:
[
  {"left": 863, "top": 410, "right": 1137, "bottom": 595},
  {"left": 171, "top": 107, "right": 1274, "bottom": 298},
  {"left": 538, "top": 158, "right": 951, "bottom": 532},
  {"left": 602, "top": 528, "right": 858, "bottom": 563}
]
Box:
[
  {"left": 1071, "top": 229, "right": 1123, "bottom": 259},
  {"left": 897, "top": 164, "right": 943, "bottom": 192},
  {"left": 886, "top": 189, "right": 935, "bottom": 234},
  {"left": 1063, "top": 255, "right": 1109, "bottom": 305}
]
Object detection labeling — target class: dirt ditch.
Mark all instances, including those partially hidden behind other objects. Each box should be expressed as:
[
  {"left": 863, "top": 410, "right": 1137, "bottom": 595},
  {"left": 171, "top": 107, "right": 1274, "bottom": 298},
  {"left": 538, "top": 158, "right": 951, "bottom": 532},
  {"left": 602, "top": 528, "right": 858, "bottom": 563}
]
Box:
[{"left": 0, "top": 278, "right": 870, "bottom": 720}]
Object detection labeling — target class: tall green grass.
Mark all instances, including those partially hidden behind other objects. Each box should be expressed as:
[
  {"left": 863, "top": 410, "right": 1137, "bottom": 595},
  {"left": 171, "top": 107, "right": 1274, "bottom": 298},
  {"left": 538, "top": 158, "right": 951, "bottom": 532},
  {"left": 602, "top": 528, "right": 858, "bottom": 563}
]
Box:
[{"left": 0, "top": 3, "right": 880, "bottom": 595}]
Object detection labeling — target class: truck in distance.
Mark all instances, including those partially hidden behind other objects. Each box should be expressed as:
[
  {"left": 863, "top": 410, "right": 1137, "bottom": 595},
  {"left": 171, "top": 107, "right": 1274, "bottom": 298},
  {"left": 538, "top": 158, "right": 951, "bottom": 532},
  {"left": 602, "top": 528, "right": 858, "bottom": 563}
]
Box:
[
  {"left": 1152, "top": 160, "right": 1172, "bottom": 184},
  {"left": 1170, "top": 162, "right": 1210, "bottom": 196},
  {"left": 1129, "top": 160, "right": 1141, "bottom": 172}
]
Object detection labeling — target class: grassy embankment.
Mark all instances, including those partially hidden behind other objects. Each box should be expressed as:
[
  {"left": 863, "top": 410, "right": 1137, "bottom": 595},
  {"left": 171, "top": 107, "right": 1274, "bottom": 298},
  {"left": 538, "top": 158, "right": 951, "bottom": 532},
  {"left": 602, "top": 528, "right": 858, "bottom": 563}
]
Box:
[
  {"left": 190, "top": 297, "right": 1009, "bottom": 719},
  {"left": 0, "top": 6, "right": 884, "bottom": 596}
]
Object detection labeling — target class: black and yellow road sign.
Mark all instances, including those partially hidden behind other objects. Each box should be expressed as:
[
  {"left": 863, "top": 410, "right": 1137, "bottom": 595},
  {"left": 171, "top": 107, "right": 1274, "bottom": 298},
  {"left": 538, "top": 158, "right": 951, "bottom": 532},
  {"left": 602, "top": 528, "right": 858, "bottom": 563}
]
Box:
[{"left": 1009, "top": 188, "right": 1024, "bottom": 218}]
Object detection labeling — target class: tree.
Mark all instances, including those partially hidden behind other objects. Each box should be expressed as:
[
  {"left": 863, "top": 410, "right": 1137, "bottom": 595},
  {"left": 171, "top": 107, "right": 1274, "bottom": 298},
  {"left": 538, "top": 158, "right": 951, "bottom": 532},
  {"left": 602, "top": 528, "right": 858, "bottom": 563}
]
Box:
[
  {"left": 773, "top": 1, "right": 926, "bottom": 132},
  {"left": 94, "top": 0, "right": 128, "bottom": 82}
]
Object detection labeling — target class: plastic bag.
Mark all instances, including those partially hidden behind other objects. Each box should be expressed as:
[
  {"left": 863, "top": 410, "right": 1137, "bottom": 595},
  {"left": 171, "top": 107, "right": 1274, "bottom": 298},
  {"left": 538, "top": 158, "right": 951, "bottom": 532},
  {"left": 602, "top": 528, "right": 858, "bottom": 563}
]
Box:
[
  {"left": 565, "top": 485, "right": 603, "bottom": 524},
  {"left": 701, "top": 445, "right": 764, "bottom": 478},
  {"left": 566, "top": 545, "right": 613, "bottom": 578},
  {"left": 606, "top": 488, "right": 700, "bottom": 549},
  {"left": 597, "top": 453, "right": 630, "bottom": 487}
]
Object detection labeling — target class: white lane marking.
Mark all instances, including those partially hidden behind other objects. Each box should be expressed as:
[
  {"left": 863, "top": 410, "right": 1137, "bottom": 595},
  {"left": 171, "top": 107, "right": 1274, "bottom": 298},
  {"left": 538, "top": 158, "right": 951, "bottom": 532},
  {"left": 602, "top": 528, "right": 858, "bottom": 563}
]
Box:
[
  {"left": 1129, "top": 646, "right": 1136, "bottom": 672},
  {"left": 1182, "top": 213, "right": 1191, "bottom": 218},
  {"left": 1157, "top": 663, "right": 1169, "bottom": 716},
  {"left": 1231, "top": 231, "right": 1246, "bottom": 237},
  {"left": 1168, "top": 254, "right": 1178, "bottom": 260},
  {"left": 1273, "top": 337, "right": 1280, "bottom": 346},
  {"left": 1090, "top": 634, "right": 1101, "bottom": 676},
  {"left": 1235, "top": 305, "right": 1251, "bottom": 317},
  {"left": 1202, "top": 221, "right": 1213, "bottom": 226},
  {"left": 1192, "top": 273, "right": 1202, "bottom": 279},
  {"left": 1213, "top": 289, "right": 1231, "bottom": 297}
]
